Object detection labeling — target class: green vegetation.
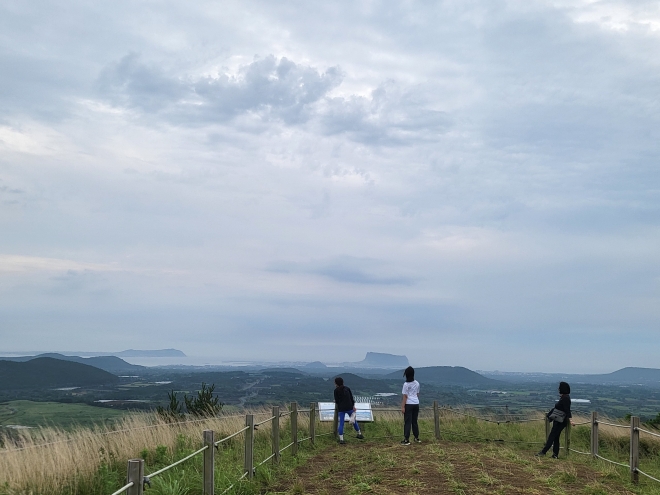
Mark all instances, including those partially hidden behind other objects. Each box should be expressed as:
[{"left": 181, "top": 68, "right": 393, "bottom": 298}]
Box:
[
  {"left": 4, "top": 409, "right": 660, "bottom": 495},
  {"left": 183, "top": 383, "right": 223, "bottom": 417},
  {"left": 157, "top": 384, "right": 223, "bottom": 421},
  {"left": 0, "top": 358, "right": 119, "bottom": 390},
  {"left": 0, "top": 400, "right": 127, "bottom": 429}
]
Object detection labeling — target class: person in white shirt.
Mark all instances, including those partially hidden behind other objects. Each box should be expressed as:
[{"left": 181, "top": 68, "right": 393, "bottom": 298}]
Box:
[{"left": 400, "top": 366, "right": 420, "bottom": 445}]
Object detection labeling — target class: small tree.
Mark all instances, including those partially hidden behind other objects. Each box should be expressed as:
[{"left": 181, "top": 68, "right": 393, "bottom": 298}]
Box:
[
  {"left": 157, "top": 390, "right": 184, "bottom": 421},
  {"left": 184, "top": 382, "right": 222, "bottom": 417}
]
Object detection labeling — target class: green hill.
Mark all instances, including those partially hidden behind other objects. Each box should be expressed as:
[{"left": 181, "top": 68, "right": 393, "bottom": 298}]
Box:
[
  {"left": 0, "top": 353, "right": 144, "bottom": 374},
  {"left": 0, "top": 357, "right": 120, "bottom": 390},
  {"left": 386, "top": 366, "right": 501, "bottom": 387}
]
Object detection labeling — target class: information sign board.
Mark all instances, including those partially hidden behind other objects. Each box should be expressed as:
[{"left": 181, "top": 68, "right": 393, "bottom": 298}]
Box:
[{"left": 318, "top": 402, "right": 374, "bottom": 422}]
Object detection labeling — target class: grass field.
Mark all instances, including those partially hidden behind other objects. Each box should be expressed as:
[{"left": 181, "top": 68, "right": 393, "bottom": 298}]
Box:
[
  {"left": 2, "top": 408, "right": 660, "bottom": 495},
  {"left": 272, "top": 441, "right": 643, "bottom": 494},
  {"left": 0, "top": 401, "right": 128, "bottom": 429}
]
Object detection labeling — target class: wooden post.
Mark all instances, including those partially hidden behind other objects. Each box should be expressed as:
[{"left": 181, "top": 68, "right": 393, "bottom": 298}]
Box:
[
  {"left": 126, "top": 459, "right": 144, "bottom": 495},
  {"left": 433, "top": 401, "right": 441, "bottom": 440},
  {"left": 309, "top": 402, "right": 316, "bottom": 446},
  {"left": 272, "top": 406, "right": 280, "bottom": 464},
  {"left": 203, "top": 430, "right": 214, "bottom": 495},
  {"left": 244, "top": 414, "right": 254, "bottom": 480},
  {"left": 545, "top": 417, "right": 551, "bottom": 441},
  {"left": 630, "top": 416, "right": 639, "bottom": 484},
  {"left": 291, "top": 402, "right": 298, "bottom": 456},
  {"left": 591, "top": 411, "right": 598, "bottom": 458},
  {"left": 564, "top": 420, "right": 571, "bottom": 456},
  {"left": 333, "top": 403, "right": 338, "bottom": 439}
]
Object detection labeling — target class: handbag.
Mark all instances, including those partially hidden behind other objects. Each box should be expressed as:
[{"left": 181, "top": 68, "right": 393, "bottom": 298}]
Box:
[{"left": 548, "top": 408, "right": 566, "bottom": 423}]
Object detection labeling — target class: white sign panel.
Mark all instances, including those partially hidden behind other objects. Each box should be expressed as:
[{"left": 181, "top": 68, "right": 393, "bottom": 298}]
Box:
[{"left": 318, "top": 402, "right": 374, "bottom": 422}]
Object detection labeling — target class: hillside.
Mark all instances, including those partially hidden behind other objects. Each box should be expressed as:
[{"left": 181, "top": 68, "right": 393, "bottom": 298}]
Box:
[
  {"left": 272, "top": 441, "right": 636, "bottom": 494},
  {"left": 482, "top": 366, "right": 660, "bottom": 387},
  {"left": 386, "top": 366, "right": 501, "bottom": 387},
  {"left": 0, "top": 353, "right": 144, "bottom": 374},
  {"left": 0, "top": 357, "right": 120, "bottom": 389}
]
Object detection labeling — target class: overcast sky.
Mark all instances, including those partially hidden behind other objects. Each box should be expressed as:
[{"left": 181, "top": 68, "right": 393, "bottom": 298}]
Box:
[{"left": 1, "top": 0, "right": 659, "bottom": 372}]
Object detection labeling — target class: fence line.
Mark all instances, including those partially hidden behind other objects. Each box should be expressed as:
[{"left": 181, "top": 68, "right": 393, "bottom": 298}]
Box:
[
  {"left": 101, "top": 402, "right": 660, "bottom": 494},
  {"left": 111, "top": 401, "right": 323, "bottom": 495},
  {"left": 214, "top": 426, "right": 249, "bottom": 446},
  {"left": 146, "top": 445, "right": 208, "bottom": 479}
]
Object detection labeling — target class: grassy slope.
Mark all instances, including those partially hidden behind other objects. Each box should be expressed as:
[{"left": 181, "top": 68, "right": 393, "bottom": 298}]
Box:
[
  {"left": 3, "top": 409, "right": 660, "bottom": 495},
  {"left": 271, "top": 441, "right": 642, "bottom": 495},
  {"left": 0, "top": 400, "right": 127, "bottom": 428}
]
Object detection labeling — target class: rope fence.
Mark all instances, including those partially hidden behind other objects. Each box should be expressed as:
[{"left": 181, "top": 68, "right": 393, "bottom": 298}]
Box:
[{"left": 99, "top": 402, "right": 660, "bottom": 495}]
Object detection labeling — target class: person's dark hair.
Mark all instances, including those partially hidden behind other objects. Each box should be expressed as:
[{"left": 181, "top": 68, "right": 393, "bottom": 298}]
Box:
[
  {"left": 559, "top": 381, "right": 570, "bottom": 395},
  {"left": 404, "top": 366, "right": 415, "bottom": 383},
  {"left": 334, "top": 376, "right": 344, "bottom": 387}
]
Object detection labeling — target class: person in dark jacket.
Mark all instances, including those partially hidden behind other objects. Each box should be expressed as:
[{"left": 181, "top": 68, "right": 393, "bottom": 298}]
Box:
[
  {"left": 334, "top": 376, "right": 364, "bottom": 444},
  {"left": 536, "top": 381, "right": 574, "bottom": 458}
]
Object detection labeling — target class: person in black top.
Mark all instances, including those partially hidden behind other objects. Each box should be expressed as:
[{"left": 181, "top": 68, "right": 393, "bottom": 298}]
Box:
[
  {"left": 333, "top": 377, "right": 364, "bottom": 444},
  {"left": 536, "top": 381, "right": 574, "bottom": 458}
]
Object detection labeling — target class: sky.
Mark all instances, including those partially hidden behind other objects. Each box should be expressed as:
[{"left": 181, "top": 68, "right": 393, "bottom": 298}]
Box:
[{"left": 1, "top": 0, "right": 659, "bottom": 373}]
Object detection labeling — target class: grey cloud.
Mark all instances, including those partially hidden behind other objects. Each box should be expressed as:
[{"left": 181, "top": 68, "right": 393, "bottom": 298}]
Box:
[
  {"left": 269, "top": 256, "right": 416, "bottom": 286},
  {"left": 98, "top": 54, "right": 451, "bottom": 144},
  {"left": 321, "top": 82, "right": 452, "bottom": 145},
  {"left": 98, "top": 53, "right": 187, "bottom": 113},
  {"left": 98, "top": 53, "right": 343, "bottom": 125},
  {"left": 47, "top": 270, "right": 110, "bottom": 297}
]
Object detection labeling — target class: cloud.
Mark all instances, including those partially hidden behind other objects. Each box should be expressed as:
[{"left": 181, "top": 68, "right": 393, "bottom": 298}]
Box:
[
  {"left": 98, "top": 53, "right": 343, "bottom": 126},
  {"left": 268, "top": 256, "right": 416, "bottom": 286},
  {"left": 98, "top": 53, "right": 451, "bottom": 145},
  {"left": 320, "top": 81, "right": 452, "bottom": 145},
  {"left": 1, "top": 0, "right": 659, "bottom": 371}
]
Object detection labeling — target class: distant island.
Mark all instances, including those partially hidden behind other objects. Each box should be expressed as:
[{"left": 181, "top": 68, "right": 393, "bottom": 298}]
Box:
[
  {"left": 114, "top": 349, "right": 186, "bottom": 358},
  {"left": 310, "top": 352, "right": 409, "bottom": 369},
  {"left": 358, "top": 352, "right": 409, "bottom": 368}
]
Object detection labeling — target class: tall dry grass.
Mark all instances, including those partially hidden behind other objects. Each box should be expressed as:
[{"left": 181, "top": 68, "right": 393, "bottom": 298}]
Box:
[
  {"left": 1, "top": 406, "right": 658, "bottom": 495},
  {"left": 0, "top": 409, "right": 275, "bottom": 494}
]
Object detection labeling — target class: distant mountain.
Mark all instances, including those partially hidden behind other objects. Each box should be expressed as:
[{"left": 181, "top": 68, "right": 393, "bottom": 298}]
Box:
[
  {"left": 479, "top": 367, "right": 660, "bottom": 387},
  {"left": 304, "top": 361, "right": 328, "bottom": 369},
  {"left": 0, "top": 357, "right": 120, "bottom": 389},
  {"left": 0, "top": 353, "right": 144, "bottom": 374},
  {"left": 115, "top": 349, "right": 186, "bottom": 357},
  {"left": 598, "top": 367, "right": 660, "bottom": 385},
  {"left": 355, "top": 352, "right": 409, "bottom": 368},
  {"left": 387, "top": 366, "right": 501, "bottom": 387}
]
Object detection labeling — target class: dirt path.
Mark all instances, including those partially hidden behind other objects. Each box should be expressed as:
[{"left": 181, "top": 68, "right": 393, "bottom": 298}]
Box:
[{"left": 270, "top": 440, "right": 636, "bottom": 494}]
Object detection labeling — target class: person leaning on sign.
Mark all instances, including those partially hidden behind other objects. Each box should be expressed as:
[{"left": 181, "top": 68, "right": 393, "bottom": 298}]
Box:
[
  {"left": 334, "top": 376, "right": 364, "bottom": 444},
  {"left": 536, "top": 381, "right": 574, "bottom": 459}
]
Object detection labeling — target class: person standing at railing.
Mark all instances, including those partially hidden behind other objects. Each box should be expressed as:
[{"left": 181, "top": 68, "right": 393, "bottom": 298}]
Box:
[
  {"left": 334, "top": 376, "right": 364, "bottom": 444},
  {"left": 401, "top": 366, "right": 421, "bottom": 446},
  {"left": 536, "top": 381, "right": 574, "bottom": 459}
]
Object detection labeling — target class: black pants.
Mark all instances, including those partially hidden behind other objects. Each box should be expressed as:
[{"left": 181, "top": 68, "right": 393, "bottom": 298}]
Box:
[
  {"left": 404, "top": 404, "right": 419, "bottom": 441},
  {"left": 541, "top": 420, "right": 566, "bottom": 456}
]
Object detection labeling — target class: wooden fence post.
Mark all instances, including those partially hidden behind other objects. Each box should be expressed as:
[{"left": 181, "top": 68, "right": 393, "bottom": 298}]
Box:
[
  {"left": 272, "top": 406, "right": 280, "bottom": 464},
  {"left": 244, "top": 414, "right": 254, "bottom": 480},
  {"left": 433, "top": 401, "right": 441, "bottom": 440},
  {"left": 545, "top": 417, "right": 551, "bottom": 441},
  {"left": 591, "top": 411, "right": 598, "bottom": 458},
  {"left": 126, "top": 459, "right": 144, "bottom": 495},
  {"left": 203, "top": 430, "right": 214, "bottom": 495},
  {"left": 309, "top": 402, "right": 316, "bottom": 446},
  {"left": 291, "top": 402, "right": 298, "bottom": 456},
  {"left": 333, "top": 404, "right": 338, "bottom": 439},
  {"left": 564, "top": 421, "right": 571, "bottom": 456},
  {"left": 630, "top": 416, "right": 639, "bottom": 484}
]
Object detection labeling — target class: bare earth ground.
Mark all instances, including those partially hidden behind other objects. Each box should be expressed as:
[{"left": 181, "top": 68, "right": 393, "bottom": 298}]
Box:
[{"left": 269, "top": 440, "right": 636, "bottom": 495}]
